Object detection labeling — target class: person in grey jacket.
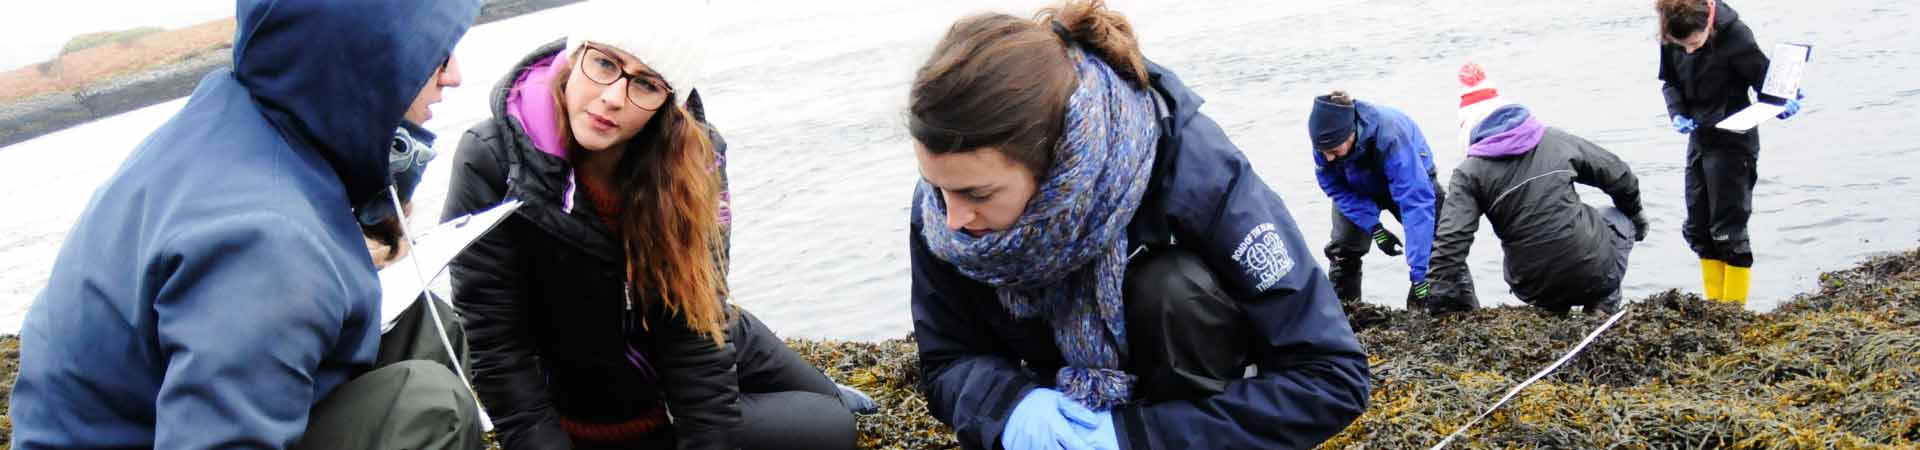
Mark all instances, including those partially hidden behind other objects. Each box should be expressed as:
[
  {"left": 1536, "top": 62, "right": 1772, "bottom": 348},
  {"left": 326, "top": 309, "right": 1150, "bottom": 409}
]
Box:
[{"left": 1430, "top": 82, "right": 1648, "bottom": 315}]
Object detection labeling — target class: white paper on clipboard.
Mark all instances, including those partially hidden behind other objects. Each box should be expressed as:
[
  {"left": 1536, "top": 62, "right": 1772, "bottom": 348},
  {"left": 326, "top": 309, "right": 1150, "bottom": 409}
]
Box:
[
  {"left": 1760, "top": 43, "right": 1810, "bottom": 99},
  {"left": 1716, "top": 42, "right": 1811, "bottom": 132},
  {"left": 1715, "top": 102, "right": 1787, "bottom": 132},
  {"left": 378, "top": 200, "right": 522, "bottom": 333}
]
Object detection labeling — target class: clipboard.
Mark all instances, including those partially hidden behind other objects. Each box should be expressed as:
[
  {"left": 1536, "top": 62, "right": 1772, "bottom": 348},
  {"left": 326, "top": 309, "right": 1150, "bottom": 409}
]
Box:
[
  {"left": 1716, "top": 42, "right": 1812, "bottom": 132},
  {"left": 377, "top": 200, "right": 522, "bottom": 332}
]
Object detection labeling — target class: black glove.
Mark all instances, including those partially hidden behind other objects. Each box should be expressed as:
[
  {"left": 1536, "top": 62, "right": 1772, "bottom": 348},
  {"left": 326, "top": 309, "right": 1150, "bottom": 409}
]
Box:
[
  {"left": 1407, "top": 281, "right": 1431, "bottom": 311},
  {"left": 1628, "top": 212, "right": 1649, "bottom": 242},
  {"left": 1371, "top": 225, "right": 1404, "bottom": 256}
]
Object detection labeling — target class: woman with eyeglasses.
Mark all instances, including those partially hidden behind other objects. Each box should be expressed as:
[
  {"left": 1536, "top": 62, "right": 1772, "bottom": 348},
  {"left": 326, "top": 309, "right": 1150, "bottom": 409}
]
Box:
[{"left": 442, "top": 2, "right": 864, "bottom": 449}]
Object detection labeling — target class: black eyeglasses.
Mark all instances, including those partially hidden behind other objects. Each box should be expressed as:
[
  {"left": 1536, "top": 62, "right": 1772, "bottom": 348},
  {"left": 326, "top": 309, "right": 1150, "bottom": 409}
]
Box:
[{"left": 578, "top": 45, "right": 673, "bottom": 111}]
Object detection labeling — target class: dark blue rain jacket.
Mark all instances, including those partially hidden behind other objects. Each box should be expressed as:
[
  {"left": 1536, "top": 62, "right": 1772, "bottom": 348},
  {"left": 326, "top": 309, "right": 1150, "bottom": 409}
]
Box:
[
  {"left": 909, "top": 62, "right": 1369, "bottom": 449},
  {"left": 1311, "top": 101, "right": 1441, "bottom": 283},
  {"left": 10, "top": 1, "right": 478, "bottom": 448}
]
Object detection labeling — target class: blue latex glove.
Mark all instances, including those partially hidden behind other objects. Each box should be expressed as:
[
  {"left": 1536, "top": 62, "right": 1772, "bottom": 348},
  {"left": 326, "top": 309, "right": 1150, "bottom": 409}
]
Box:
[
  {"left": 1002, "top": 388, "right": 1097, "bottom": 450},
  {"left": 1672, "top": 115, "right": 1697, "bottom": 134},
  {"left": 1077, "top": 410, "right": 1121, "bottom": 450},
  {"left": 1777, "top": 93, "right": 1804, "bottom": 120}
]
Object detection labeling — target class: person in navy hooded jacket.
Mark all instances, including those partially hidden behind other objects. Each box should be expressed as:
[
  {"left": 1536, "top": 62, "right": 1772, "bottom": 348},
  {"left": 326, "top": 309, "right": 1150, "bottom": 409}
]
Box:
[
  {"left": 906, "top": 1, "right": 1368, "bottom": 449},
  {"left": 9, "top": 1, "right": 483, "bottom": 448},
  {"left": 1308, "top": 90, "right": 1446, "bottom": 310}
]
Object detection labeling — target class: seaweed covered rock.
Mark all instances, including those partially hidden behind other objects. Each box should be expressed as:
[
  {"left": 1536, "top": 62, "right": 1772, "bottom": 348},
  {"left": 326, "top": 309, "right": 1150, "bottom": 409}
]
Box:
[
  {"left": 5, "top": 250, "right": 1919, "bottom": 449},
  {"left": 0, "top": 334, "right": 15, "bottom": 446},
  {"left": 792, "top": 250, "right": 1918, "bottom": 449},
  {"left": 786, "top": 337, "right": 955, "bottom": 449},
  {"left": 1330, "top": 249, "right": 1920, "bottom": 449}
]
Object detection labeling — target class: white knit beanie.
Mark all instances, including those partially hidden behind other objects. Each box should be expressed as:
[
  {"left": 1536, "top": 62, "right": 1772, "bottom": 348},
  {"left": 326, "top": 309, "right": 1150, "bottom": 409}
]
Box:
[
  {"left": 1456, "top": 61, "right": 1513, "bottom": 149},
  {"left": 566, "top": 0, "right": 711, "bottom": 106}
]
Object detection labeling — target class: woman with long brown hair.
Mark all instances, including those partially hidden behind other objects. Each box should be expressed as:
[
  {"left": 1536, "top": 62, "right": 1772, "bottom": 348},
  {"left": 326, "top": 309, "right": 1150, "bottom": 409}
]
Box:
[
  {"left": 442, "top": 2, "right": 865, "bottom": 449},
  {"left": 907, "top": 1, "right": 1368, "bottom": 449}
]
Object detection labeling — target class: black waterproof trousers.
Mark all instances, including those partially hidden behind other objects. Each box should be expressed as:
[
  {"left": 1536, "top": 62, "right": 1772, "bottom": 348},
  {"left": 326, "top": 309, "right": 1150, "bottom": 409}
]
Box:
[
  {"left": 1123, "top": 248, "right": 1252, "bottom": 402},
  {"left": 1527, "top": 208, "right": 1635, "bottom": 315},
  {"left": 295, "top": 294, "right": 484, "bottom": 450},
  {"left": 1683, "top": 131, "right": 1760, "bottom": 268},
  {"left": 1324, "top": 176, "right": 1445, "bottom": 304},
  {"left": 572, "top": 308, "right": 857, "bottom": 450}
]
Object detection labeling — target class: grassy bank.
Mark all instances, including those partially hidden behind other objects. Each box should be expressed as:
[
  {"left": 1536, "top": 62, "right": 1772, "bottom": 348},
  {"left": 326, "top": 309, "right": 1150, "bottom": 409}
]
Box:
[
  {"left": 1, "top": 249, "right": 1915, "bottom": 448},
  {"left": 0, "top": 20, "right": 236, "bottom": 105}
]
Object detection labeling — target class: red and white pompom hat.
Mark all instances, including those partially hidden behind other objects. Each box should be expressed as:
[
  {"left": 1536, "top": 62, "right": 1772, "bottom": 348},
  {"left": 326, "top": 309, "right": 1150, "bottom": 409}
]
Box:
[{"left": 1457, "top": 61, "right": 1513, "bottom": 148}]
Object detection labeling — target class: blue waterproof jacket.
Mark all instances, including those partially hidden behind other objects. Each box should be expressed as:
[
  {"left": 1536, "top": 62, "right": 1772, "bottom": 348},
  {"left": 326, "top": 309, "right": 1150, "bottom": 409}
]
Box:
[
  {"left": 10, "top": 1, "right": 478, "bottom": 448},
  {"left": 1311, "top": 101, "right": 1440, "bottom": 283},
  {"left": 909, "top": 62, "right": 1370, "bottom": 450}
]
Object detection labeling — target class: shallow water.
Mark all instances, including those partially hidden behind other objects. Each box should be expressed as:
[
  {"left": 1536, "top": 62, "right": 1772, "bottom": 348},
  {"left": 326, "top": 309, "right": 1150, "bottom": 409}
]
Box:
[{"left": 2, "top": 0, "right": 1916, "bottom": 340}]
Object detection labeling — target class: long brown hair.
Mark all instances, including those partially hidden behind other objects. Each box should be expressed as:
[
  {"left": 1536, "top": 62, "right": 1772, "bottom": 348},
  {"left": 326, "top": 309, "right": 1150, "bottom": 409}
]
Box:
[
  {"left": 909, "top": 0, "right": 1150, "bottom": 177},
  {"left": 549, "top": 48, "right": 729, "bottom": 344},
  {"left": 1656, "top": 0, "right": 1713, "bottom": 42}
]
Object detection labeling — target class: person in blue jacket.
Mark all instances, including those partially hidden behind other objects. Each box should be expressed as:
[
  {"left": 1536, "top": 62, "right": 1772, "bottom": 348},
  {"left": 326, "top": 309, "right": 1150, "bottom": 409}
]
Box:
[
  {"left": 905, "top": 2, "right": 1369, "bottom": 449},
  {"left": 1307, "top": 90, "right": 1446, "bottom": 310},
  {"left": 9, "top": 1, "right": 484, "bottom": 448}
]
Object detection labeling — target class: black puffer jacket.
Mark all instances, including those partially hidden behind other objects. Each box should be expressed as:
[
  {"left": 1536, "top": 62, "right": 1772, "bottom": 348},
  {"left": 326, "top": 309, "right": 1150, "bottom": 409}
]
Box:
[
  {"left": 1659, "top": 0, "right": 1770, "bottom": 152},
  {"left": 444, "top": 40, "right": 736, "bottom": 450},
  {"left": 1430, "top": 119, "right": 1641, "bottom": 306}
]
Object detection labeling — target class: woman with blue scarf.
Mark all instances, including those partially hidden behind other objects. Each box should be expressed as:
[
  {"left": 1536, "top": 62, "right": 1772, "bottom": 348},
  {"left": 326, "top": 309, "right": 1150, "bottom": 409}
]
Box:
[{"left": 906, "top": 2, "right": 1369, "bottom": 449}]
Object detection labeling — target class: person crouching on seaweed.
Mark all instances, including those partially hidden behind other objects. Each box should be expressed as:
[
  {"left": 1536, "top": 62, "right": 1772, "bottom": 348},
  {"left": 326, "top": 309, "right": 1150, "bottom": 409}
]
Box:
[
  {"left": 1656, "top": 0, "right": 1804, "bottom": 305},
  {"left": 1428, "top": 63, "right": 1649, "bottom": 316},
  {"left": 12, "top": 0, "right": 485, "bottom": 448},
  {"left": 906, "top": 1, "right": 1370, "bottom": 449},
  {"left": 442, "top": 1, "right": 871, "bottom": 449},
  {"left": 1307, "top": 90, "right": 1446, "bottom": 310}
]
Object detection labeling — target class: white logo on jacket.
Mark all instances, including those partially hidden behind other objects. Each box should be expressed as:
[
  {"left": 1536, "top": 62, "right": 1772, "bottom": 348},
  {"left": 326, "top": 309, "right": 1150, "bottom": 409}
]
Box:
[{"left": 1232, "top": 222, "right": 1294, "bottom": 291}]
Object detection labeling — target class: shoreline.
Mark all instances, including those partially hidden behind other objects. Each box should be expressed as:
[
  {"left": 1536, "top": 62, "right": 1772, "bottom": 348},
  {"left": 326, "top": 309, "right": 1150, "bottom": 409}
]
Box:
[{"left": 0, "top": 0, "right": 582, "bottom": 148}]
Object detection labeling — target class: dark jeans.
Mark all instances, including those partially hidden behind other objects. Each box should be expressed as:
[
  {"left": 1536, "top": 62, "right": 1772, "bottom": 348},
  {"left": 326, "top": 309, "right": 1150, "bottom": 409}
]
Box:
[
  {"left": 573, "top": 307, "right": 856, "bottom": 450},
  {"left": 1683, "top": 137, "right": 1758, "bottom": 268},
  {"left": 296, "top": 294, "right": 483, "bottom": 450},
  {"left": 1123, "top": 248, "right": 1252, "bottom": 402},
  {"left": 729, "top": 308, "right": 858, "bottom": 450}
]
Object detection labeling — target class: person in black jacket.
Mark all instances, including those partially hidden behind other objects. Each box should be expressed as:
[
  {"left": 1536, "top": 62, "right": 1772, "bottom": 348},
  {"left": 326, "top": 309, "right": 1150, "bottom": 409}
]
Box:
[
  {"left": 1430, "top": 64, "right": 1648, "bottom": 315},
  {"left": 443, "top": 2, "right": 864, "bottom": 449},
  {"left": 1656, "top": 0, "right": 1804, "bottom": 305},
  {"left": 906, "top": 2, "right": 1369, "bottom": 449}
]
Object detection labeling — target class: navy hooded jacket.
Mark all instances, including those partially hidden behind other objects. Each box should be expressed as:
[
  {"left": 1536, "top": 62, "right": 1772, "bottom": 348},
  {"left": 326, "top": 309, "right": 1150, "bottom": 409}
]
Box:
[
  {"left": 10, "top": 1, "right": 478, "bottom": 448},
  {"left": 910, "top": 62, "right": 1370, "bottom": 449},
  {"left": 1310, "top": 101, "right": 1440, "bottom": 283}
]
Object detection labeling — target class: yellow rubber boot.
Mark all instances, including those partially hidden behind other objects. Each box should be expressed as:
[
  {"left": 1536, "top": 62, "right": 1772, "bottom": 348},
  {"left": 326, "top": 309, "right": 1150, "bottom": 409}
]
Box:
[
  {"left": 1722, "top": 265, "right": 1751, "bottom": 306},
  {"left": 1701, "top": 259, "right": 1727, "bottom": 301}
]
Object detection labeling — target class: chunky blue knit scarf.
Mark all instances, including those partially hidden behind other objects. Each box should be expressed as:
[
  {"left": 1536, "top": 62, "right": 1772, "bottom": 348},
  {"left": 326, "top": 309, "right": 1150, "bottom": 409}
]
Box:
[{"left": 919, "top": 48, "right": 1160, "bottom": 410}]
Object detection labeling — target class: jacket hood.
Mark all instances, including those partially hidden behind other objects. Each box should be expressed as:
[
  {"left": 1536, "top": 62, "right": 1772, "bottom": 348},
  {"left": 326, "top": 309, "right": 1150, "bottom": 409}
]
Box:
[
  {"left": 497, "top": 39, "right": 570, "bottom": 159},
  {"left": 232, "top": 0, "right": 481, "bottom": 205},
  {"left": 487, "top": 39, "right": 579, "bottom": 211},
  {"left": 1713, "top": 0, "right": 1740, "bottom": 30},
  {"left": 1466, "top": 105, "right": 1545, "bottom": 158}
]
